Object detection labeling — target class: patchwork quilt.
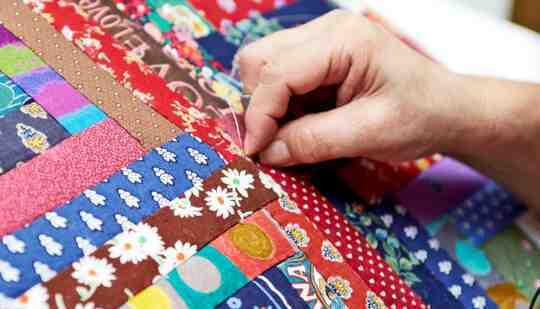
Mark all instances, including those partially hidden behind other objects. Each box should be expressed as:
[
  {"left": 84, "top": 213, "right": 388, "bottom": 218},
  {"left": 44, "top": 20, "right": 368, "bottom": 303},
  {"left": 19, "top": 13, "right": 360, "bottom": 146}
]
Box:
[{"left": 0, "top": 0, "right": 538, "bottom": 308}]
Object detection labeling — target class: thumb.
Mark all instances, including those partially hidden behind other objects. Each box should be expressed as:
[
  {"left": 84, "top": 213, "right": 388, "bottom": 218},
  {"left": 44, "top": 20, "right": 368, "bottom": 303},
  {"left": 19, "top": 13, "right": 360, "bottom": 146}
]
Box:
[{"left": 259, "top": 100, "right": 376, "bottom": 166}]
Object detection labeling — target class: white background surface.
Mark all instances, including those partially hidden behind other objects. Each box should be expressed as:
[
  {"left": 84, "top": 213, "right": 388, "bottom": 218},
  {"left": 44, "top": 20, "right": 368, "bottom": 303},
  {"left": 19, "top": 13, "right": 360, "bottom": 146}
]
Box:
[{"left": 336, "top": 0, "right": 540, "bottom": 83}]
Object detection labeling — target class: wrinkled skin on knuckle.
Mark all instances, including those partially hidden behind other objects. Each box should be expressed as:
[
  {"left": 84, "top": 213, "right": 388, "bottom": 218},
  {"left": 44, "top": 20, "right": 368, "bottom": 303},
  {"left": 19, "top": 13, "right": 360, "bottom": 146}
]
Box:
[{"left": 287, "top": 125, "right": 328, "bottom": 164}]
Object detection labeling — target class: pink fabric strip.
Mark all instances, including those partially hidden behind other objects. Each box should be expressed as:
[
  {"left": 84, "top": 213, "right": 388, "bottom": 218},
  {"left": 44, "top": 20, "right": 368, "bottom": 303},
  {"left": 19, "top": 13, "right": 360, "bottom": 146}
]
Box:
[{"left": 0, "top": 119, "right": 145, "bottom": 236}]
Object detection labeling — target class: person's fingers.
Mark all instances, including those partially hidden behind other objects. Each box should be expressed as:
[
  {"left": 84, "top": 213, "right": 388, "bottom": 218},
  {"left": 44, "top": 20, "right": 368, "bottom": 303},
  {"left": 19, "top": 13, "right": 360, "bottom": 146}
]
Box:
[
  {"left": 238, "top": 9, "right": 352, "bottom": 93},
  {"left": 243, "top": 39, "right": 338, "bottom": 155},
  {"left": 259, "top": 100, "right": 376, "bottom": 166}
]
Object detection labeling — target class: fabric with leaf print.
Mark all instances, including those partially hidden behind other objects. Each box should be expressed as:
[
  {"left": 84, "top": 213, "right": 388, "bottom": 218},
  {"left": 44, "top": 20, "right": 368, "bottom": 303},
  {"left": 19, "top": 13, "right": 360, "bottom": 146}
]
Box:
[
  {"left": 28, "top": 0, "right": 241, "bottom": 161},
  {"left": 370, "top": 199, "right": 498, "bottom": 309},
  {"left": 261, "top": 166, "right": 426, "bottom": 308},
  {"left": 0, "top": 102, "right": 69, "bottom": 175},
  {"left": 265, "top": 194, "right": 380, "bottom": 308},
  {"left": 126, "top": 210, "right": 294, "bottom": 309},
  {"left": 0, "top": 70, "right": 31, "bottom": 117},
  {"left": 4, "top": 158, "right": 276, "bottom": 308},
  {"left": 0, "top": 26, "right": 106, "bottom": 134},
  {"left": 0, "top": 133, "right": 223, "bottom": 298}
]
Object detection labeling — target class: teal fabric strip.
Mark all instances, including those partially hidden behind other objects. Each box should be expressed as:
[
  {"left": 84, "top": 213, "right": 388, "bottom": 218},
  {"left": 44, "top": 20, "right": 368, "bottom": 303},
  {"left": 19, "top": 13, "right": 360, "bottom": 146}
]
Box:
[
  {"left": 167, "top": 245, "right": 248, "bottom": 308},
  {"left": 58, "top": 104, "right": 107, "bottom": 134}
]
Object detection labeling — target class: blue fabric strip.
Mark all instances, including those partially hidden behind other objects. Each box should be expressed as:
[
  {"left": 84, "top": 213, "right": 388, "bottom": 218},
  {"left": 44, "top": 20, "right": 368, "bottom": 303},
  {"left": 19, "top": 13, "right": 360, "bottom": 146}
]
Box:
[{"left": 0, "top": 133, "right": 225, "bottom": 297}]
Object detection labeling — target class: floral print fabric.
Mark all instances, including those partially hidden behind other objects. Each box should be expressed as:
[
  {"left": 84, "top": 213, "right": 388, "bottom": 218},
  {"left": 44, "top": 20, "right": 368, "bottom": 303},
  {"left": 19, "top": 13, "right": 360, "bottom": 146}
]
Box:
[
  {"left": 0, "top": 119, "right": 145, "bottom": 238},
  {"left": 4, "top": 158, "right": 276, "bottom": 308},
  {"left": 128, "top": 209, "right": 294, "bottom": 309},
  {"left": 29, "top": 0, "right": 241, "bottom": 161},
  {"left": 0, "top": 26, "right": 107, "bottom": 134},
  {"left": 0, "top": 133, "right": 223, "bottom": 298},
  {"left": 0, "top": 71, "right": 31, "bottom": 116},
  {"left": 0, "top": 102, "right": 69, "bottom": 175}
]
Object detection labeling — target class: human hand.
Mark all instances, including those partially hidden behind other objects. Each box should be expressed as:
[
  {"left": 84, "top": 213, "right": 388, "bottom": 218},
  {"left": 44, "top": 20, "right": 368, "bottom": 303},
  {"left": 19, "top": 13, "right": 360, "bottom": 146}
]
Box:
[{"left": 238, "top": 9, "right": 468, "bottom": 166}]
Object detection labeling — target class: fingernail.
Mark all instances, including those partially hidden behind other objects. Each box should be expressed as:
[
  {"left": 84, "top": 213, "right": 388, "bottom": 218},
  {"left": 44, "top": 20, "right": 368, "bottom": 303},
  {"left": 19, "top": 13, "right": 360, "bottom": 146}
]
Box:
[{"left": 260, "top": 140, "right": 291, "bottom": 166}]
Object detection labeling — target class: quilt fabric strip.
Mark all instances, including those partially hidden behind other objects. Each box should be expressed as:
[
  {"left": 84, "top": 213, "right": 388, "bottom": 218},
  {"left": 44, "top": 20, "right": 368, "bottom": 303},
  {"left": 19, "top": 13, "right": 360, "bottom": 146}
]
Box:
[
  {"left": 0, "top": 1, "right": 183, "bottom": 149},
  {"left": 217, "top": 266, "right": 309, "bottom": 309},
  {"left": 8, "top": 158, "right": 277, "bottom": 308},
  {"left": 0, "top": 119, "right": 145, "bottom": 237},
  {"left": 23, "top": 0, "right": 239, "bottom": 158},
  {"left": 0, "top": 71, "right": 32, "bottom": 116},
  {"left": 0, "top": 26, "right": 106, "bottom": 134},
  {"left": 0, "top": 133, "right": 223, "bottom": 298},
  {"left": 128, "top": 210, "right": 294, "bottom": 309},
  {"left": 0, "top": 102, "right": 69, "bottom": 175}
]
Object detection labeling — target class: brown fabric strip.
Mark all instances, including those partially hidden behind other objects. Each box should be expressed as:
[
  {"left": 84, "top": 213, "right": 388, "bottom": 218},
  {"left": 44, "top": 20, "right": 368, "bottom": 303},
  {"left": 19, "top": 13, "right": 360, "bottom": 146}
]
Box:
[
  {"left": 29, "top": 158, "right": 277, "bottom": 309},
  {"left": 70, "top": 0, "right": 232, "bottom": 118},
  {"left": 0, "top": 1, "right": 181, "bottom": 149}
]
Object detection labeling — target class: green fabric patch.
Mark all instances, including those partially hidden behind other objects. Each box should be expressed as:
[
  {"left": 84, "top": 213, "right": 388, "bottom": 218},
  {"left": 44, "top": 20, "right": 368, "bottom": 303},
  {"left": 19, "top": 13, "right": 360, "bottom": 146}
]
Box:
[{"left": 0, "top": 46, "right": 45, "bottom": 76}]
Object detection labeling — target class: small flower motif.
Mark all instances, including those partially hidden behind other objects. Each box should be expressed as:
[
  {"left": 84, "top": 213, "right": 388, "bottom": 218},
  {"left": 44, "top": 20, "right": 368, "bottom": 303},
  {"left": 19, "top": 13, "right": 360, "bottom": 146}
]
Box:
[
  {"left": 118, "top": 189, "right": 140, "bottom": 208},
  {"left": 153, "top": 167, "right": 174, "bottom": 186},
  {"left": 472, "top": 296, "right": 486, "bottom": 309},
  {"left": 80, "top": 211, "right": 103, "bottom": 231},
  {"left": 2, "top": 235, "right": 25, "bottom": 254},
  {"left": 449, "top": 285, "right": 462, "bottom": 298},
  {"left": 13, "top": 284, "right": 49, "bottom": 308},
  {"left": 61, "top": 26, "right": 74, "bottom": 41},
  {"left": 72, "top": 256, "right": 116, "bottom": 288},
  {"left": 0, "top": 260, "right": 20, "bottom": 282},
  {"left": 45, "top": 212, "right": 68, "bottom": 229},
  {"left": 326, "top": 276, "right": 353, "bottom": 299},
  {"left": 428, "top": 238, "right": 440, "bottom": 250},
  {"left": 321, "top": 240, "right": 343, "bottom": 263},
  {"left": 75, "top": 303, "right": 98, "bottom": 309},
  {"left": 33, "top": 261, "right": 56, "bottom": 282},
  {"left": 221, "top": 168, "right": 254, "bottom": 198},
  {"left": 438, "top": 261, "right": 452, "bottom": 275},
  {"left": 169, "top": 197, "right": 203, "bottom": 218},
  {"left": 121, "top": 168, "right": 143, "bottom": 184},
  {"left": 226, "top": 297, "right": 242, "bottom": 309},
  {"left": 155, "top": 147, "right": 176, "bottom": 162},
  {"left": 114, "top": 214, "right": 134, "bottom": 231},
  {"left": 159, "top": 241, "right": 197, "bottom": 275},
  {"left": 284, "top": 223, "right": 310, "bottom": 247},
  {"left": 83, "top": 190, "right": 106, "bottom": 206},
  {"left": 217, "top": 0, "right": 236, "bottom": 13},
  {"left": 76, "top": 237, "right": 97, "bottom": 256},
  {"left": 108, "top": 223, "right": 164, "bottom": 264},
  {"left": 278, "top": 194, "right": 301, "bottom": 214},
  {"left": 365, "top": 291, "right": 386, "bottom": 309},
  {"left": 38, "top": 234, "right": 63, "bottom": 256},
  {"left": 187, "top": 147, "right": 208, "bottom": 165},
  {"left": 414, "top": 250, "right": 428, "bottom": 263},
  {"left": 185, "top": 170, "right": 204, "bottom": 197},
  {"left": 462, "top": 273, "right": 475, "bottom": 286},
  {"left": 381, "top": 214, "right": 393, "bottom": 227},
  {"left": 205, "top": 186, "right": 237, "bottom": 219},
  {"left": 258, "top": 171, "right": 283, "bottom": 194},
  {"left": 151, "top": 191, "right": 171, "bottom": 208},
  {"left": 404, "top": 226, "right": 418, "bottom": 239}
]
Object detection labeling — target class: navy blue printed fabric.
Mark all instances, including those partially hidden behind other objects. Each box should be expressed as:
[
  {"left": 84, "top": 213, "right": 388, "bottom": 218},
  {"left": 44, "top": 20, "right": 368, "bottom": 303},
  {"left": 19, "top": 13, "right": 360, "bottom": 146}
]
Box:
[
  {"left": 218, "top": 267, "right": 309, "bottom": 309},
  {"left": 196, "top": 0, "right": 335, "bottom": 70},
  {"left": 0, "top": 102, "right": 69, "bottom": 175},
  {"left": 451, "top": 181, "right": 526, "bottom": 246},
  {"left": 370, "top": 200, "right": 498, "bottom": 309},
  {"left": 0, "top": 133, "right": 225, "bottom": 297}
]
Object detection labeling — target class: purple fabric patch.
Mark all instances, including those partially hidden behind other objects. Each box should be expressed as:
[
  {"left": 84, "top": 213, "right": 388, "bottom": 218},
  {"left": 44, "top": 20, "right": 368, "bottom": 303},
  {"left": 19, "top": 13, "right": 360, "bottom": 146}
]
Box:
[
  {"left": 395, "top": 158, "right": 489, "bottom": 224},
  {"left": 0, "top": 26, "right": 19, "bottom": 47}
]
